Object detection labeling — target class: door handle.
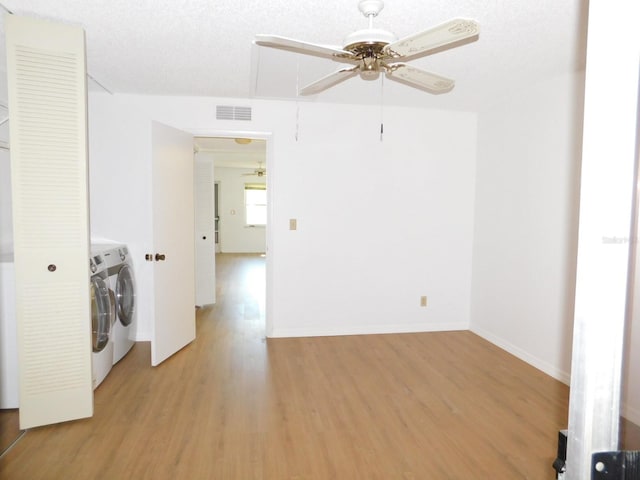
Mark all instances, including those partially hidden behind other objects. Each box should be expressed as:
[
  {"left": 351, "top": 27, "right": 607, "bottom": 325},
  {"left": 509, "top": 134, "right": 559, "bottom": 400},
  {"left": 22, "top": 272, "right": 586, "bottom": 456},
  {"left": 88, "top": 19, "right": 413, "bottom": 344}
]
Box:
[{"left": 155, "top": 253, "right": 166, "bottom": 261}]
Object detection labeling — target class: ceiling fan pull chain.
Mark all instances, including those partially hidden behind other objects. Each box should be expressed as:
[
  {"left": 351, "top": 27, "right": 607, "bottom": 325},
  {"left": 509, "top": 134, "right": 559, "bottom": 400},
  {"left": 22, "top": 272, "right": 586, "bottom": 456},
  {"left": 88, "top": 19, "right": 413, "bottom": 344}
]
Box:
[
  {"left": 296, "top": 104, "right": 300, "bottom": 142},
  {"left": 295, "top": 60, "right": 300, "bottom": 142},
  {"left": 380, "top": 73, "right": 384, "bottom": 142}
]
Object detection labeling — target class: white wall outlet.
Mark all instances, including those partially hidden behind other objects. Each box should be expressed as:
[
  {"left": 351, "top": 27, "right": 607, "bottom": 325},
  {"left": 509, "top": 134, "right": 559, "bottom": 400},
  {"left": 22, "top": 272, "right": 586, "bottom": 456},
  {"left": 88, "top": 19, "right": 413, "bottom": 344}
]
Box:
[{"left": 420, "top": 296, "right": 428, "bottom": 307}]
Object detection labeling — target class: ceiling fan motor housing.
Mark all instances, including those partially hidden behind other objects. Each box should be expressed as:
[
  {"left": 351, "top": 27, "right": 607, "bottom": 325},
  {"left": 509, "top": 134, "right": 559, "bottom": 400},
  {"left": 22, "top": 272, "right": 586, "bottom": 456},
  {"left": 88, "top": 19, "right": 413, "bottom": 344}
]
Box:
[
  {"left": 343, "top": 29, "right": 397, "bottom": 81},
  {"left": 343, "top": 28, "right": 397, "bottom": 51}
]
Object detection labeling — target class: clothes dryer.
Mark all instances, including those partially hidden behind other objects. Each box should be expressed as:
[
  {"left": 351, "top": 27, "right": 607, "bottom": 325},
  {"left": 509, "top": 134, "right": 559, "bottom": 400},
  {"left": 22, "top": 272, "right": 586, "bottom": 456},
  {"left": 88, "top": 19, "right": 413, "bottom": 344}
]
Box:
[
  {"left": 89, "top": 251, "right": 114, "bottom": 389},
  {"left": 103, "top": 245, "right": 136, "bottom": 364},
  {"left": 89, "top": 251, "right": 115, "bottom": 390}
]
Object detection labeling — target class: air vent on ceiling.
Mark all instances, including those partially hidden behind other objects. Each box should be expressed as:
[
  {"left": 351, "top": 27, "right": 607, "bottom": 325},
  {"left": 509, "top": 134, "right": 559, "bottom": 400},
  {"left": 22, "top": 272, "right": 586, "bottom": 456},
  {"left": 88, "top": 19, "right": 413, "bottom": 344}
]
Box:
[{"left": 216, "top": 105, "right": 252, "bottom": 121}]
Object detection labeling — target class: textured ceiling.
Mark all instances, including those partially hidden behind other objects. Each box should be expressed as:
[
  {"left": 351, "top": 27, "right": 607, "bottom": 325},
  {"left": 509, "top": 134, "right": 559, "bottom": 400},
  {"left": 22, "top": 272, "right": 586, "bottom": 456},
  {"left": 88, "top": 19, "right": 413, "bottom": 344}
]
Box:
[{"left": 0, "top": 0, "right": 587, "bottom": 111}]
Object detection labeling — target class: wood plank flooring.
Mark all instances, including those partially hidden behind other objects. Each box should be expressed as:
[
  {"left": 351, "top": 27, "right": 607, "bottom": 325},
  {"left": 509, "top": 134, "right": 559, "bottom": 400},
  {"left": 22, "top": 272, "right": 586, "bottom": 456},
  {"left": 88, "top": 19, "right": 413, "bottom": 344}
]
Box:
[
  {"left": 0, "top": 408, "right": 21, "bottom": 455},
  {"left": 0, "top": 253, "right": 636, "bottom": 478}
]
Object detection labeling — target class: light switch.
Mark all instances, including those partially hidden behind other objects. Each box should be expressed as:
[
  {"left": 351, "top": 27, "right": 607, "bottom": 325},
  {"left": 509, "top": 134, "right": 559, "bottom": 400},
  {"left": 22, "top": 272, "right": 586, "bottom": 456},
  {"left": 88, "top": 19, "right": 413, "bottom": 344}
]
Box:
[{"left": 289, "top": 218, "right": 297, "bottom": 230}]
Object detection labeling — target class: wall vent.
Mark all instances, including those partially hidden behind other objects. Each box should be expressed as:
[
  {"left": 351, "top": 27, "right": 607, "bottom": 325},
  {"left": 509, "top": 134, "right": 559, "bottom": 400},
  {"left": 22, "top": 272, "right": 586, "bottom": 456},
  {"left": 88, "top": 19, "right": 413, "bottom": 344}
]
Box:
[{"left": 216, "top": 105, "right": 252, "bottom": 121}]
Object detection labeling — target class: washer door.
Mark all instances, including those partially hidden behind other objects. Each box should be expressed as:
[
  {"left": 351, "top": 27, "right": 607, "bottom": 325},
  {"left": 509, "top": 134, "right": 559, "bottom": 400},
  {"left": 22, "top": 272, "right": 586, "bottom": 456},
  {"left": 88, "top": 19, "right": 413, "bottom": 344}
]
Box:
[
  {"left": 90, "top": 276, "right": 112, "bottom": 353},
  {"left": 115, "top": 264, "right": 136, "bottom": 327}
]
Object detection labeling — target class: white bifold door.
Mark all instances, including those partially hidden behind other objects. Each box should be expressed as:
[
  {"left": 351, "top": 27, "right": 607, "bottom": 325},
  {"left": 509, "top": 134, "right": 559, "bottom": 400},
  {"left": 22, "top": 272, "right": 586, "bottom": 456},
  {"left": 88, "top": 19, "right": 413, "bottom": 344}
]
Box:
[
  {"left": 194, "top": 154, "right": 216, "bottom": 307},
  {"left": 7, "top": 15, "right": 93, "bottom": 428},
  {"left": 151, "top": 122, "right": 196, "bottom": 366}
]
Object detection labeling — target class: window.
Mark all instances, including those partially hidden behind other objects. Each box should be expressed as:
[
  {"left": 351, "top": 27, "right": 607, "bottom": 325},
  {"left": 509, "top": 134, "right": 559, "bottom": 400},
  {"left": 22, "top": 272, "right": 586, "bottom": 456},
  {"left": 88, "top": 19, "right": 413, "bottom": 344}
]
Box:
[{"left": 245, "top": 183, "right": 267, "bottom": 226}]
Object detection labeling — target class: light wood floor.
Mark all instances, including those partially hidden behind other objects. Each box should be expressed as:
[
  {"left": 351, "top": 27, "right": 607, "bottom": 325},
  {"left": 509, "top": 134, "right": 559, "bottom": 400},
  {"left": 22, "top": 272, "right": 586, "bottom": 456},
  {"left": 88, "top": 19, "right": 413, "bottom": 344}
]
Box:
[
  {"left": 0, "top": 408, "right": 20, "bottom": 455},
  {"left": 0, "top": 253, "right": 637, "bottom": 478}
]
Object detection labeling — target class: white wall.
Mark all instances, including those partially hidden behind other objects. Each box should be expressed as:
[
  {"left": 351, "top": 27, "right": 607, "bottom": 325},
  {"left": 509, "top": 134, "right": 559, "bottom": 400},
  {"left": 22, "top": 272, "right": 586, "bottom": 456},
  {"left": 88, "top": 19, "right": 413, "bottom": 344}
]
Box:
[
  {"left": 470, "top": 71, "right": 585, "bottom": 383},
  {"left": 88, "top": 93, "right": 155, "bottom": 339},
  {"left": 0, "top": 88, "right": 11, "bottom": 254},
  {"left": 274, "top": 103, "right": 477, "bottom": 337},
  {"left": 215, "top": 166, "right": 266, "bottom": 253},
  {"left": 87, "top": 93, "right": 478, "bottom": 341},
  {"left": 0, "top": 148, "right": 11, "bottom": 253}
]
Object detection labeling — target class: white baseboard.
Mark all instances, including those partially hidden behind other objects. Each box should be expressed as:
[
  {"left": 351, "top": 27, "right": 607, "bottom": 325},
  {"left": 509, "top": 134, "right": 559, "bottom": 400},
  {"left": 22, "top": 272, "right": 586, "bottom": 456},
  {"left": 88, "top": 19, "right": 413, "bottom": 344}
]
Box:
[
  {"left": 133, "top": 329, "right": 151, "bottom": 342},
  {"left": 470, "top": 326, "right": 571, "bottom": 385},
  {"left": 269, "top": 322, "right": 469, "bottom": 339},
  {"left": 468, "top": 328, "right": 640, "bottom": 427}
]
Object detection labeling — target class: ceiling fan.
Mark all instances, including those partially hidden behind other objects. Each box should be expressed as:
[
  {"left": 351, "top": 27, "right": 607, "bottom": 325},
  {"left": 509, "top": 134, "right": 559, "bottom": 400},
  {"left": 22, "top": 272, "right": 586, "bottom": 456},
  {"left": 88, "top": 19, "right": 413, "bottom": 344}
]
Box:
[
  {"left": 242, "top": 162, "right": 267, "bottom": 177},
  {"left": 255, "top": 0, "right": 479, "bottom": 96}
]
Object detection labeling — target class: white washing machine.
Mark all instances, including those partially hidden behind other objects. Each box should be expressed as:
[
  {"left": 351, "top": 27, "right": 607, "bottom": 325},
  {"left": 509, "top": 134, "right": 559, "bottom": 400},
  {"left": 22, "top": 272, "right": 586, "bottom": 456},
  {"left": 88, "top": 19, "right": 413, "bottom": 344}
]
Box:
[
  {"left": 0, "top": 254, "right": 18, "bottom": 409},
  {"left": 102, "top": 244, "right": 136, "bottom": 364},
  {"left": 89, "top": 250, "right": 115, "bottom": 389}
]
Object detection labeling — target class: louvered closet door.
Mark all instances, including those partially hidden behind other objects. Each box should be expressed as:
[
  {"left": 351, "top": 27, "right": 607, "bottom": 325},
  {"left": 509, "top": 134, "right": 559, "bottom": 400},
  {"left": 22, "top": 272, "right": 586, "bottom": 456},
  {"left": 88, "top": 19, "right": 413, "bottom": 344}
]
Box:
[{"left": 7, "top": 15, "right": 93, "bottom": 428}]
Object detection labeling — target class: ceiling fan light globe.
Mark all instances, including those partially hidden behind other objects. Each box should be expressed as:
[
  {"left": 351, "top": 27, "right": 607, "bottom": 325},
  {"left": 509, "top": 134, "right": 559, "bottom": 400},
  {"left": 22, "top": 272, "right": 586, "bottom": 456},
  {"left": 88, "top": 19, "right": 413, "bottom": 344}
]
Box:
[{"left": 360, "top": 70, "right": 380, "bottom": 81}]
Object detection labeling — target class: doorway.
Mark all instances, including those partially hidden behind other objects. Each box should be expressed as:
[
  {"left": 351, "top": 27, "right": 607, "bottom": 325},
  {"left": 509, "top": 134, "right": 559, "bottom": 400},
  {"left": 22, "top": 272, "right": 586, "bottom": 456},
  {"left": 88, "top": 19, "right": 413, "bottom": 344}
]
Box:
[{"left": 193, "top": 135, "right": 269, "bottom": 332}]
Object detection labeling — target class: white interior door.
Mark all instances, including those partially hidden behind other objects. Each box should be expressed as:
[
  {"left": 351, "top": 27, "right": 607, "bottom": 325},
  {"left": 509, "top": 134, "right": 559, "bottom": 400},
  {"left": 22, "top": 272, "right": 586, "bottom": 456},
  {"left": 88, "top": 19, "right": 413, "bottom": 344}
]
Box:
[
  {"left": 151, "top": 122, "right": 195, "bottom": 366},
  {"left": 194, "top": 155, "right": 216, "bottom": 306},
  {"left": 7, "top": 14, "right": 93, "bottom": 428}
]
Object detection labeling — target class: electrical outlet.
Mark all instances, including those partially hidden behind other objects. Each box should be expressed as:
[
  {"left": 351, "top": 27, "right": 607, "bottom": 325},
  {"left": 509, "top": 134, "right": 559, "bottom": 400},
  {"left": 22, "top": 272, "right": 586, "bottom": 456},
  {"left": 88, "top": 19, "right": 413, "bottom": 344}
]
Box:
[
  {"left": 420, "top": 296, "right": 428, "bottom": 307},
  {"left": 289, "top": 218, "right": 297, "bottom": 230}
]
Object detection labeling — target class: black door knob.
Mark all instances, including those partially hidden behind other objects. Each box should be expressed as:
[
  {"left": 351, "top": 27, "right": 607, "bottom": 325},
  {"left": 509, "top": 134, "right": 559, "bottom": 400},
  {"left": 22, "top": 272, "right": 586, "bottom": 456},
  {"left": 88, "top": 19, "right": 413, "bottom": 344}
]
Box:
[{"left": 155, "top": 253, "right": 166, "bottom": 261}]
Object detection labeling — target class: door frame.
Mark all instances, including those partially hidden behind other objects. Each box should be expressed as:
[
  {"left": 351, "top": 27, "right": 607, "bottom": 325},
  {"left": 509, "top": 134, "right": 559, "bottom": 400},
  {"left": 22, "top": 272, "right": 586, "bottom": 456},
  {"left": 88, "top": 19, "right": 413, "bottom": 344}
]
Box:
[
  {"left": 214, "top": 181, "right": 221, "bottom": 253},
  {"left": 188, "top": 129, "right": 274, "bottom": 337}
]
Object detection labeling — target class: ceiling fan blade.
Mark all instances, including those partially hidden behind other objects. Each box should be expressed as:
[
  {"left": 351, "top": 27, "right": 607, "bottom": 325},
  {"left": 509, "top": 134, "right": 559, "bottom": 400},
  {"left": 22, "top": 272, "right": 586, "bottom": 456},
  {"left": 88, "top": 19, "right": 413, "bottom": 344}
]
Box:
[
  {"left": 255, "top": 34, "right": 357, "bottom": 62},
  {"left": 383, "top": 18, "right": 479, "bottom": 59},
  {"left": 384, "top": 63, "right": 454, "bottom": 94},
  {"left": 299, "top": 66, "right": 360, "bottom": 95}
]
